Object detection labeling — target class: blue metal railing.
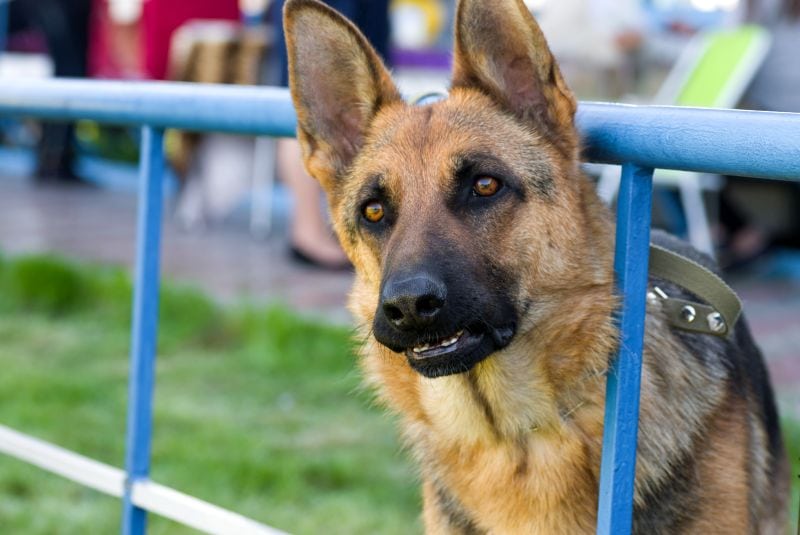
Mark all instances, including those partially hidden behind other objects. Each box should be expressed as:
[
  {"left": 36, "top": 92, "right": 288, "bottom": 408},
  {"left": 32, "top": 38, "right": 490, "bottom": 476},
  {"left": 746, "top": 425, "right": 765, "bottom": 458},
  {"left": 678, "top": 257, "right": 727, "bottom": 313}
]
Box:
[
  {"left": 0, "top": 78, "right": 798, "bottom": 535},
  {"left": 597, "top": 164, "right": 654, "bottom": 534},
  {"left": 1, "top": 80, "right": 799, "bottom": 178},
  {"left": 122, "top": 126, "right": 166, "bottom": 534}
]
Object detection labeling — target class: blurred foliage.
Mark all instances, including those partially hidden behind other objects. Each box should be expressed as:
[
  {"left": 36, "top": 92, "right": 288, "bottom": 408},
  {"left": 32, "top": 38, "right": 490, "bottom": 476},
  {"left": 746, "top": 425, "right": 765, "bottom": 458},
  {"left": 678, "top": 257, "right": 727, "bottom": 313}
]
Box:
[
  {"left": 2, "top": 255, "right": 88, "bottom": 314},
  {"left": 0, "top": 253, "right": 420, "bottom": 534},
  {"left": 75, "top": 121, "right": 140, "bottom": 163}
]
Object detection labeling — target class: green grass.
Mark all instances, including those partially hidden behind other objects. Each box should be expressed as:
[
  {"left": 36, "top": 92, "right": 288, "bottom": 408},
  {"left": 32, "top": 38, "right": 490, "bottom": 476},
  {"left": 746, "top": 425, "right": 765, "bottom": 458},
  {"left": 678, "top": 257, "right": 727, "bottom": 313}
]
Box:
[
  {"left": 783, "top": 417, "right": 800, "bottom": 532},
  {"left": 0, "top": 253, "right": 421, "bottom": 534},
  {"left": 0, "top": 253, "right": 797, "bottom": 533}
]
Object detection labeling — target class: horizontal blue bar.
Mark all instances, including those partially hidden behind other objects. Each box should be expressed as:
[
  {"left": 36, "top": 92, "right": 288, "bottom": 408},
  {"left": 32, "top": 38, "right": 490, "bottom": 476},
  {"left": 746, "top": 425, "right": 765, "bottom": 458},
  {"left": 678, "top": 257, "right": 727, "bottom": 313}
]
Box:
[
  {"left": 577, "top": 102, "right": 800, "bottom": 181},
  {"left": 0, "top": 79, "right": 798, "bottom": 180},
  {"left": 0, "top": 80, "right": 298, "bottom": 138}
]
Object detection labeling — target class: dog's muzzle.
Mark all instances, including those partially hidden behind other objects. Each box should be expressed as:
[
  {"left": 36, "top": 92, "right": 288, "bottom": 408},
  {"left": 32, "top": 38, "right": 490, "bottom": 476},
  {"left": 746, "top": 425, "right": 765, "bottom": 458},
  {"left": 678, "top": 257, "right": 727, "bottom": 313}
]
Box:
[{"left": 373, "top": 270, "right": 516, "bottom": 378}]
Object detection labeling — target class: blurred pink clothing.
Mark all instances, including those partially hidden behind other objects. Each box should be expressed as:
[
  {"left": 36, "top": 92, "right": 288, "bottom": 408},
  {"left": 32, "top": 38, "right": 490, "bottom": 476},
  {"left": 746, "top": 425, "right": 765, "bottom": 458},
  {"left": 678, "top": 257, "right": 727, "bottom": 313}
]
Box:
[
  {"left": 89, "top": 0, "right": 141, "bottom": 79},
  {"left": 142, "top": 0, "right": 240, "bottom": 80},
  {"left": 89, "top": 0, "right": 240, "bottom": 80}
]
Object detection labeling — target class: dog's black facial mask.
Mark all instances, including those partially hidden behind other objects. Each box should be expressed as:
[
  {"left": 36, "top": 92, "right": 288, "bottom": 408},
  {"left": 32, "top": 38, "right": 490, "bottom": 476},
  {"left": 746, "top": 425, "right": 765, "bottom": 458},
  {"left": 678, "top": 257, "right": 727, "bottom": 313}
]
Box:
[
  {"left": 372, "top": 232, "right": 518, "bottom": 378},
  {"left": 352, "top": 142, "right": 532, "bottom": 379}
]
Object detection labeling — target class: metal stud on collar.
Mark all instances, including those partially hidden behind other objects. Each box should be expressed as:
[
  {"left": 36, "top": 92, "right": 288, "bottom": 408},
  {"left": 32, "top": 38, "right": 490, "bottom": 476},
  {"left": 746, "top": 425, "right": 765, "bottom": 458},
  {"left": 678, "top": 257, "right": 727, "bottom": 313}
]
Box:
[
  {"left": 647, "top": 285, "right": 730, "bottom": 336},
  {"left": 707, "top": 312, "right": 726, "bottom": 333}
]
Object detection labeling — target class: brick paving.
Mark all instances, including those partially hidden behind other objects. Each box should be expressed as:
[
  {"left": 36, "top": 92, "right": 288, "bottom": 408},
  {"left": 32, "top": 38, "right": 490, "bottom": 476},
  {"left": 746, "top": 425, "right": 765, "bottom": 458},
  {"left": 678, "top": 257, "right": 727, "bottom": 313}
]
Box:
[{"left": 0, "top": 178, "right": 797, "bottom": 417}]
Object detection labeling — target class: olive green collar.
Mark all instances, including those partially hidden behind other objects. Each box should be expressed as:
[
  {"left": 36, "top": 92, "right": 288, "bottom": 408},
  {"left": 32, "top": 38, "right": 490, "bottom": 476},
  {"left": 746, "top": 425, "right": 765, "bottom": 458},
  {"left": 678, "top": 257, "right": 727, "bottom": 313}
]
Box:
[{"left": 647, "top": 244, "right": 742, "bottom": 337}]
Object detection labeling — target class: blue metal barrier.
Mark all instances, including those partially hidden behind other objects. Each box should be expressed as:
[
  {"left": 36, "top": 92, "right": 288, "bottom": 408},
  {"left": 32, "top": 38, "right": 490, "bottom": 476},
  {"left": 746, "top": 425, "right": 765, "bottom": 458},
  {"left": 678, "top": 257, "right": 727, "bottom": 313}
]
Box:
[
  {"left": 0, "top": 78, "right": 798, "bottom": 535},
  {"left": 122, "top": 126, "right": 166, "bottom": 535},
  {"left": 597, "top": 164, "right": 654, "bottom": 535},
  {"left": 1, "top": 80, "right": 799, "bottom": 178}
]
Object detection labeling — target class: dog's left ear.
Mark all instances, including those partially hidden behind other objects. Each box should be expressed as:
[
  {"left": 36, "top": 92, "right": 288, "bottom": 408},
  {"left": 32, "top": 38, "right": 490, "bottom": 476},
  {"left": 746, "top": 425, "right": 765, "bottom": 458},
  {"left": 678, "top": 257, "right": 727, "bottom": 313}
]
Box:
[
  {"left": 284, "top": 0, "right": 401, "bottom": 193},
  {"left": 452, "top": 0, "right": 578, "bottom": 156}
]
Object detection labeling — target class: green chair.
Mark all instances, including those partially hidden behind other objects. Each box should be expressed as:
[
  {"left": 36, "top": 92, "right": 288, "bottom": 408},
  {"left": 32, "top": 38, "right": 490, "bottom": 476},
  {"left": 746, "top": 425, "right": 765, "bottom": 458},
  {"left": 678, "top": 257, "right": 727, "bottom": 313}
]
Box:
[{"left": 597, "top": 25, "right": 771, "bottom": 255}]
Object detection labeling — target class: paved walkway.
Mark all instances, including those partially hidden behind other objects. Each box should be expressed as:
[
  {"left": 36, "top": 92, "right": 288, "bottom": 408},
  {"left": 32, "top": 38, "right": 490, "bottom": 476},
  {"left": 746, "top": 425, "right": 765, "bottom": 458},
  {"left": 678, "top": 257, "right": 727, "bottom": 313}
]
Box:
[
  {"left": 0, "top": 178, "right": 353, "bottom": 323},
  {"left": 1, "top": 178, "right": 797, "bottom": 417}
]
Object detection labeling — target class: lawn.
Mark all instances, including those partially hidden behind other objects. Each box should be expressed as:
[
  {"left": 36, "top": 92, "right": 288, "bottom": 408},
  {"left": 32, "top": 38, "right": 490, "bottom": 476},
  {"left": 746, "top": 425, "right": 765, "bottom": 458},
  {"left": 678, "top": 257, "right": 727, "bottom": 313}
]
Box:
[
  {"left": 0, "top": 253, "right": 421, "bottom": 534},
  {"left": 0, "top": 253, "right": 797, "bottom": 533}
]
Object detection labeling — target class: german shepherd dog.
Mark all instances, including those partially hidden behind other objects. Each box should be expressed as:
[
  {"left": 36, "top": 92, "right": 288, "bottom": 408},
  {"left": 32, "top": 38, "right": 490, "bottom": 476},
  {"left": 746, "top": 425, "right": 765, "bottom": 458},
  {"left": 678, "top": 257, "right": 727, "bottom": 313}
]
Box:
[{"left": 283, "top": 0, "right": 790, "bottom": 531}]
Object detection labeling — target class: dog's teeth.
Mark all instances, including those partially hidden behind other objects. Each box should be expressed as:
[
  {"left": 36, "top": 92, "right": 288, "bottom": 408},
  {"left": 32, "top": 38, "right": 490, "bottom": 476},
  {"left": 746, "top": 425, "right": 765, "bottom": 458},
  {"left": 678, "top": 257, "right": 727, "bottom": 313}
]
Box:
[{"left": 413, "top": 331, "right": 464, "bottom": 353}]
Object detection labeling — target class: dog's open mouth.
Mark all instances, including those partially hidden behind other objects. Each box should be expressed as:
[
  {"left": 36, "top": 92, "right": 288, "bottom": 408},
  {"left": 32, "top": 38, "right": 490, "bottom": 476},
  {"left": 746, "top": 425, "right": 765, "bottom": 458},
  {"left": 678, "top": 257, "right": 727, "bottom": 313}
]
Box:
[
  {"left": 401, "top": 325, "right": 515, "bottom": 378},
  {"left": 406, "top": 330, "right": 477, "bottom": 360}
]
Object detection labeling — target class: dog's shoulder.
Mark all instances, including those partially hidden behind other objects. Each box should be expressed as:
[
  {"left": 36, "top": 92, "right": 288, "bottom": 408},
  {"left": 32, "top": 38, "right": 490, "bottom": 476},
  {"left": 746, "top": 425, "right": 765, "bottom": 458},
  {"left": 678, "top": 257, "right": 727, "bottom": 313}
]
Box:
[{"left": 648, "top": 229, "right": 783, "bottom": 475}]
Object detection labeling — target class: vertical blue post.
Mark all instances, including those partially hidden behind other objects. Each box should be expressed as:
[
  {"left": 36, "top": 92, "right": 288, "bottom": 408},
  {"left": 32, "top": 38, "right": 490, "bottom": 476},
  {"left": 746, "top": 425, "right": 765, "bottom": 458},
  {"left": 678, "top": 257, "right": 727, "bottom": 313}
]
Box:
[
  {"left": 597, "top": 163, "right": 654, "bottom": 535},
  {"left": 122, "top": 126, "right": 165, "bottom": 535}
]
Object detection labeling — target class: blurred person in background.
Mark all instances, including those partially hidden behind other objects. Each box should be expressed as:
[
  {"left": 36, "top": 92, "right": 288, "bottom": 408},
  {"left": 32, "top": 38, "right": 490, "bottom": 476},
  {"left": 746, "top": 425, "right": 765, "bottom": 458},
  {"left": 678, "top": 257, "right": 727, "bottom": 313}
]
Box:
[
  {"left": 270, "top": 0, "right": 390, "bottom": 270},
  {"left": 744, "top": 0, "right": 800, "bottom": 116},
  {"left": 140, "top": 0, "right": 241, "bottom": 81},
  {"left": 88, "top": 0, "right": 265, "bottom": 229},
  {"left": 89, "top": 0, "right": 144, "bottom": 79},
  {"left": 8, "top": 0, "right": 92, "bottom": 181},
  {"left": 91, "top": 0, "right": 241, "bottom": 81},
  {"left": 167, "top": 7, "right": 269, "bottom": 229},
  {"left": 718, "top": 0, "right": 800, "bottom": 267},
  {"left": 533, "top": 0, "right": 645, "bottom": 99}
]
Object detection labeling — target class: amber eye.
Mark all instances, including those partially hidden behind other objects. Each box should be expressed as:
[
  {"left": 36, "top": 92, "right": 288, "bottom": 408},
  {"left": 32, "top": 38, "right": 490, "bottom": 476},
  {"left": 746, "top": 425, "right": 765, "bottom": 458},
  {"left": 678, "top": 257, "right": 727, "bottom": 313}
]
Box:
[
  {"left": 473, "top": 176, "right": 501, "bottom": 197},
  {"left": 362, "top": 201, "right": 385, "bottom": 223}
]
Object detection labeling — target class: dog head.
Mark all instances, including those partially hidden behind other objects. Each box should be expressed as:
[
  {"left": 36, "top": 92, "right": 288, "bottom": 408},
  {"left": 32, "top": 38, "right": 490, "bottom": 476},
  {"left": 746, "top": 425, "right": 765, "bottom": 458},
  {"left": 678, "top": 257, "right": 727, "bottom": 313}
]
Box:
[{"left": 285, "top": 0, "right": 609, "bottom": 378}]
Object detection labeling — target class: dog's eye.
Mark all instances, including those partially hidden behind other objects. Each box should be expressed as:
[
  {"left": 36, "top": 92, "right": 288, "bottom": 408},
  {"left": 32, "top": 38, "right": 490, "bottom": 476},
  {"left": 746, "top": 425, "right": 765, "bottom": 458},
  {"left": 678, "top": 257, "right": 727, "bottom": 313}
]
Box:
[
  {"left": 472, "top": 176, "right": 501, "bottom": 197},
  {"left": 362, "top": 200, "right": 385, "bottom": 223}
]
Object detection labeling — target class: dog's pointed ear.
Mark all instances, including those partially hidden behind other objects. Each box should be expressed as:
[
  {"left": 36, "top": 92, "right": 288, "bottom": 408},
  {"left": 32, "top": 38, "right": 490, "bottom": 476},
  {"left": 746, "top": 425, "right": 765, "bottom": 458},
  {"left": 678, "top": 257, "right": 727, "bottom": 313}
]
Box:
[
  {"left": 284, "top": 0, "right": 401, "bottom": 192},
  {"left": 452, "top": 0, "right": 578, "bottom": 155}
]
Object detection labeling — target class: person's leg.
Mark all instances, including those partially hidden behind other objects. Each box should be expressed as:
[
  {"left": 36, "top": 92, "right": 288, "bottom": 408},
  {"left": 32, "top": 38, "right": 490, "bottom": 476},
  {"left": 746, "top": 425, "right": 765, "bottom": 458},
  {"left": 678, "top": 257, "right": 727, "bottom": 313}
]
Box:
[
  {"left": 717, "top": 180, "right": 771, "bottom": 269},
  {"left": 31, "top": 0, "right": 90, "bottom": 78},
  {"left": 355, "top": 0, "right": 391, "bottom": 64},
  {"left": 8, "top": 0, "right": 33, "bottom": 34},
  {"left": 19, "top": 0, "right": 91, "bottom": 180},
  {"left": 270, "top": 0, "right": 351, "bottom": 268},
  {"left": 718, "top": 181, "right": 748, "bottom": 238},
  {"left": 276, "top": 138, "right": 349, "bottom": 268}
]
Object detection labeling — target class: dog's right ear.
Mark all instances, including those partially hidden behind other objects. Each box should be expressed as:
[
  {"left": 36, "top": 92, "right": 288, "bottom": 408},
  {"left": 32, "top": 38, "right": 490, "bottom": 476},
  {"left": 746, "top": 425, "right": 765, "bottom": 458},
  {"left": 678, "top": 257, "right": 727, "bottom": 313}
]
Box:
[{"left": 284, "top": 0, "right": 401, "bottom": 193}]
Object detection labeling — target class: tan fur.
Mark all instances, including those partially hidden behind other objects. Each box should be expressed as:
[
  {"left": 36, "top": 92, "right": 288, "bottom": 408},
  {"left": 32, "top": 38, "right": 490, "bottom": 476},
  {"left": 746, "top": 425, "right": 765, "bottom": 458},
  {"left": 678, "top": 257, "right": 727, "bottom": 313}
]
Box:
[
  {"left": 686, "top": 395, "right": 751, "bottom": 533},
  {"left": 284, "top": 0, "right": 790, "bottom": 532}
]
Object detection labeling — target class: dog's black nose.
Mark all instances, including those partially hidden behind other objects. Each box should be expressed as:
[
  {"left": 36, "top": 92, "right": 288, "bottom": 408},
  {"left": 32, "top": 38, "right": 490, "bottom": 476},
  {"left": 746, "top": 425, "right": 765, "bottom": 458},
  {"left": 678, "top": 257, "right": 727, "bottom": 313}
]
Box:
[{"left": 381, "top": 274, "right": 446, "bottom": 331}]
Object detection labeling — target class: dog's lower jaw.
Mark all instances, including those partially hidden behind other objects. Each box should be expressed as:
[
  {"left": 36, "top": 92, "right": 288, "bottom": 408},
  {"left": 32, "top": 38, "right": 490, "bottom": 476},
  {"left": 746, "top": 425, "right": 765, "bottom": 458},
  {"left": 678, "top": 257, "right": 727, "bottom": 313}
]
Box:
[{"left": 402, "top": 324, "right": 517, "bottom": 379}]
